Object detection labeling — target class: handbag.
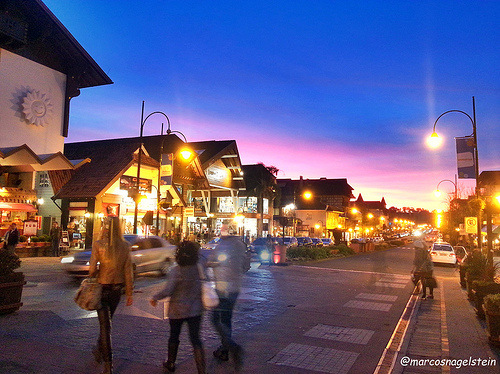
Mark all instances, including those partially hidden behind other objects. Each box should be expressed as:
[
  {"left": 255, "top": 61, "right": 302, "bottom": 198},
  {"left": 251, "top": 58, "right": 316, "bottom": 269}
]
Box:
[
  {"left": 74, "top": 277, "right": 102, "bottom": 311},
  {"left": 424, "top": 276, "right": 438, "bottom": 288},
  {"left": 198, "top": 264, "right": 219, "bottom": 309}
]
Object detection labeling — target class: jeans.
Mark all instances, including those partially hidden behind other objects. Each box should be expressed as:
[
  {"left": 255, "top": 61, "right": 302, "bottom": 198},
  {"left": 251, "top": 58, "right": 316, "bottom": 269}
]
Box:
[
  {"left": 169, "top": 315, "right": 203, "bottom": 348},
  {"left": 212, "top": 291, "right": 239, "bottom": 351},
  {"left": 97, "top": 284, "right": 123, "bottom": 362}
]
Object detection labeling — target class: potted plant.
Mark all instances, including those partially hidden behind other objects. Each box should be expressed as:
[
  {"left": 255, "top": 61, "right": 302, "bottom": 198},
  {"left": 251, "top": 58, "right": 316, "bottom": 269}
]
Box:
[
  {"left": 472, "top": 279, "right": 500, "bottom": 319},
  {"left": 483, "top": 293, "right": 500, "bottom": 345},
  {"left": 465, "top": 251, "right": 492, "bottom": 300},
  {"left": 0, "top": 250, "right": 26, "bottom": 314}
]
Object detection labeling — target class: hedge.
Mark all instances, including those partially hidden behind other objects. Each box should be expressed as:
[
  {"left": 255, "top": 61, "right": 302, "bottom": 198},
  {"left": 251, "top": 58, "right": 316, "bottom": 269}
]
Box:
[{"left": 287, "top": 244, "right": 355, "bottom": 261}]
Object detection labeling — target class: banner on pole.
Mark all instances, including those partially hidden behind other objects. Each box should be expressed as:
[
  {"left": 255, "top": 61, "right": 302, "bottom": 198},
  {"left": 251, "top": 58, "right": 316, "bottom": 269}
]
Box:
[
  {"left": 160, "top": 153, "right": 173, "bottom": 193},
  {"left": 455, "top": 136, "right": 476, "bottom": 179}
]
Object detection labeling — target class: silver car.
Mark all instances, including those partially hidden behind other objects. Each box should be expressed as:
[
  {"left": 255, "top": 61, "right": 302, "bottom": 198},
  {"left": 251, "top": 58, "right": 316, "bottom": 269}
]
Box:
[{"left": 61, "top": 235, "right": 176, "bottom": 277}]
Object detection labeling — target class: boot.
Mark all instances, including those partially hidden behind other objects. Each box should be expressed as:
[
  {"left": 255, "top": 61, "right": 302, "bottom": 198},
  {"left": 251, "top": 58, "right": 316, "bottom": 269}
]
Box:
[
  {"left": 101, "top": 361, "right": 113, "bottom": 374},
  {"left": 163, "top": 342, "right": 179, "bottom": 372},
  {"left": 194, "top": 347, "right": 206, "bottom": 374},
  {"left": 213, "top": 345, "right": 229, "bottom": 361}
]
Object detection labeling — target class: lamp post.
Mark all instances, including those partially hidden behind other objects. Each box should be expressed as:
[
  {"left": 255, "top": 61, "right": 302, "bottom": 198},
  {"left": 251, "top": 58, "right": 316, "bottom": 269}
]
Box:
[
  {"left": 435, "top": 177, "right": 458, "bottom": 200},
  {"left": 428, "top": 97, "right": 481, "bottom": 252},
  {"left": 156, "top": 129, "right": 191, "bottom": 238},
  {"left": 134, "top": 101, "right": 173, "bottom": 234}
]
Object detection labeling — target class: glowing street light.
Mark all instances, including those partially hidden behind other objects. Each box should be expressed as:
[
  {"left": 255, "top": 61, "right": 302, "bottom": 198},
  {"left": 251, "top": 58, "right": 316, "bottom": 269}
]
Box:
[{"left": 427, "top": 97, "right": 481, "bottom": 251}]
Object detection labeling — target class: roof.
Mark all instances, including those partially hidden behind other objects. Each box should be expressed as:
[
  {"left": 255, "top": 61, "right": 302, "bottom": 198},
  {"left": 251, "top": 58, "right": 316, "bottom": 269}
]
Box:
[
  {"left": 479, "top": 171, "right": 500, "bottom": 187},
  {"left": 352, "top": 194, "right": 387, "bottom": 211},
  {"left": 0, "top": 0, "right": 112, "bottom": 89},
  {"left": 53, "top": 142, "right": 155, "bottom": 199},
  {"left": 0, "top": 144, "right": 81, "bottom": 172},
  {"left": 278, "top": 177, "right": 354, "bottom": 200}
]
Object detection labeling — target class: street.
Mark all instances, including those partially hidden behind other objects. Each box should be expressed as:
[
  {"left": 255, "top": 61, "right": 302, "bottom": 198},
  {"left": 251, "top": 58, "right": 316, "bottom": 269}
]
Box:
[{"left": 1, "top": 245, "right": 462, "bottom": 374}]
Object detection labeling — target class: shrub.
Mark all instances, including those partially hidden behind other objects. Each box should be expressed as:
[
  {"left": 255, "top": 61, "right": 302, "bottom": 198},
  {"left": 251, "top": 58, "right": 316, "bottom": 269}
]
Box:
[
  {"left": 0, "top": 250, "right": 21, "bottom": 276},
  {"left": 19, "top": 235, "right": 27, "bottom": 243},
  {"left": 30, "top": 236, "right": 39, "bottom": 242},
  {"left": 38, "top": 234, "right": 50, "bottom": 242},
  {"left": 484, "top": 293, "right": 500, "bottom": 314},
  {"left": 286, "top": 244, "right": 355, "bottom": 261},
  {"left": 336, "top": 244, "right": 355, "bottom": 256}
]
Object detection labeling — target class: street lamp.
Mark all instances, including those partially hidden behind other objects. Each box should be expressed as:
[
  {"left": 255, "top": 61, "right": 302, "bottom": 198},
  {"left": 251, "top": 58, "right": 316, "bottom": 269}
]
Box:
[
  {"left": 434, "top": 177, "right": 458, "bottom": 200},
  {"left": 134, "top": 101, "right": 174, "bottom": 234},
  {"left": 427, "top": 97, "right": 481, "bottom": 251}
]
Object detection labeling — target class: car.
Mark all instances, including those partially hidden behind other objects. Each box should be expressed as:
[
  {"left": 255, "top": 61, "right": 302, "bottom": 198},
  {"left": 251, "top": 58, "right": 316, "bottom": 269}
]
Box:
[
  {"left": 61, "top": 235, "right": 176, "bottom": 277},
  {"left": 249, "top": 237, "right": 284, "bottom": 263},
  {"left": 296, "top": 237, "right": 313, "bottom": 246},
  {"left": 429, "top": 242, "right": 457, "bottom": 265},
  {"left": 283, "top": 236, "right": 298, "bottom": 248},
  {"left": 321, "top": 238, "right": 334, "bottom": 246},
  {"left": 201, "top": 237, "right": 221, "bottom": 251},
  {"left": 311, "top": 238, "right": 323, "bottom": 247}
]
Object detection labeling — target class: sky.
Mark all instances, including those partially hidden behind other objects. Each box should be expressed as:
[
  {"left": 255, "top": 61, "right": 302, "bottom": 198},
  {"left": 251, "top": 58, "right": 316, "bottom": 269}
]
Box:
[{"left": 42, "top": 0, "right": 500, "bottom": 211}]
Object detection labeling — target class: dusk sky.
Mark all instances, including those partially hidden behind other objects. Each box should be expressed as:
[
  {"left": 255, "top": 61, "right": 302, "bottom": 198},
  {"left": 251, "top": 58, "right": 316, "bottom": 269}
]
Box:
[{"left": 43, "top": 1, "right": 500, "bottom": 211}]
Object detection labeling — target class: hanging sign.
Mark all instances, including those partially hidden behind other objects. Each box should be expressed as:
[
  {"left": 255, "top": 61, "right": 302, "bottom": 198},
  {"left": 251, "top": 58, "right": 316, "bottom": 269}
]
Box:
[
  {"left": 160, "top": 153, "right": 173, "bottom": 193},
  {"left": 455, "top": 136, "right": 476, "bottom": 179}
]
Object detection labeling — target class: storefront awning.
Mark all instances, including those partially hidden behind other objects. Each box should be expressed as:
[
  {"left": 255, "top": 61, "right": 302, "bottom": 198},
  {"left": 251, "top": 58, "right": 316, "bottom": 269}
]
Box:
[
  {"left": 481, "top": 225, "right": 500, "bottom": 234},
  {"left": 0, "top": 202, "right": 37, "bottom": 212}
]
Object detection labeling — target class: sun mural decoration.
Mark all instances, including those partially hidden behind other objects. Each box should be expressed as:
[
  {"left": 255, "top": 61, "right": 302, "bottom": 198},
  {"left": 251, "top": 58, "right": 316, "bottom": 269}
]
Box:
[{"left": 22, "top": 90, "right": 53, "bottom": 126}]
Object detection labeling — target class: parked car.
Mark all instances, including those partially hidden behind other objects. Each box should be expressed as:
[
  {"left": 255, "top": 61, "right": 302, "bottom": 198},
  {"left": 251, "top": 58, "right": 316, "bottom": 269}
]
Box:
[
  {"left": 321, "top": 238, "right": 334, "bottom": 246},
  {"left": 249, "top": 237, "right": 283, "bottom": 263},
  {"left": 296, "top": 237, "right": 313, "bottom": 246},
  {"left": 283, "top": 236, "right": 298, "bottom": 248},
  {"left": 61, "top": 235, "right": 176, "bottom": 277},
  {"left": 429, "top": 242, "right": 457, "bottom": 265},
  {"left": 311, "top": 238, "right": 323, "bottom": 247}
]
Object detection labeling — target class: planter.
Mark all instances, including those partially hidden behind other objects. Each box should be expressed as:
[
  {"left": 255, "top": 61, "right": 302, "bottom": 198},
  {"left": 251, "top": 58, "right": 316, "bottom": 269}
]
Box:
[
  {"left": 484, "top": 308, "right": 500, "bottom": 345},
  {"left": 0, "top": 272, "right": 26, "bottom": 315},
  {"left": 459, "top": 265, "right": 467, "bottom": 288},
  {"left": 473, "top": 283, "right": 500, "bottom": 319}
]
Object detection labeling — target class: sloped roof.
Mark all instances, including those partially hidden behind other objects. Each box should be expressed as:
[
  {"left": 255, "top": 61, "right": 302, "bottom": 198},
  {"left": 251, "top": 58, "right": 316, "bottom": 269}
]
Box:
[
  {"left": 479, "top": 171, "right": 500, "bottom": 187},
  {"left": 0, "top": 144, "right": 81, "bottom": 172},
  {"left": 54, "top": 142, "right": 158, "bottom": 199},
  {"left": 278, "top": 178, "right": 354, "bottom": 200},
  {"left": 353, "top": 194, "right": 387, "bottom": 210},
  {"left": 0, "top": 0, "right": 112, "bottom": 89}
]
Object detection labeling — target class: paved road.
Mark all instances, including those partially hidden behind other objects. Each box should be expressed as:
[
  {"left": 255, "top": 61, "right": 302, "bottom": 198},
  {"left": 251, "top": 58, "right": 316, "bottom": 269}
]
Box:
[{"left": 1, "top": 245, "right": 429, "bottom": 373}]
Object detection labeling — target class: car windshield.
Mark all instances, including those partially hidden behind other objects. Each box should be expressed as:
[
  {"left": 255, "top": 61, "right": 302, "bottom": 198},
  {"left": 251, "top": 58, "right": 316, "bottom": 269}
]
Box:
[{"left": 208, "top": 237, "right": 221, "bottom": 244}]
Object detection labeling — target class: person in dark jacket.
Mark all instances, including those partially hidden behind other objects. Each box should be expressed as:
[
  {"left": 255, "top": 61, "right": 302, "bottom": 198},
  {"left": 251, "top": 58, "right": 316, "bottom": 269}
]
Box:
[
  {"left": 412, "top": 240, "right": 435, "bottom": 299},
  {"left": 150, "top": 241, "right": 206, "bottom": 374},
  {"left": 3, "top": 223, "right": 19, "bottom": 254},
  {"left": 49, "top": 221, "right": 61, "bottom": 257}
]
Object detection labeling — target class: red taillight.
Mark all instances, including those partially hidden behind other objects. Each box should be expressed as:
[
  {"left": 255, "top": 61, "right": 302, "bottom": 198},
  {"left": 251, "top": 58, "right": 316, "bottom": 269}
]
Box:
[{"left": 431, "top": 251, "right": 437, "bottom": 256}]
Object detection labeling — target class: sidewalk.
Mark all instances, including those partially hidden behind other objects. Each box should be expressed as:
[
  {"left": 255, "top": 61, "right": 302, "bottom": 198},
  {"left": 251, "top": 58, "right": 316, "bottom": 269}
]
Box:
[{"left": 390, "top": 271, "right": 500, "bottom": 374}]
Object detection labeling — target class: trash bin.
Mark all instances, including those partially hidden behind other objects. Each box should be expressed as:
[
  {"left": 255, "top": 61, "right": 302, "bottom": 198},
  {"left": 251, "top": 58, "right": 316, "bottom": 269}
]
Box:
[{"left": 273, "top": 244, "right": 287, "bottom": 265}]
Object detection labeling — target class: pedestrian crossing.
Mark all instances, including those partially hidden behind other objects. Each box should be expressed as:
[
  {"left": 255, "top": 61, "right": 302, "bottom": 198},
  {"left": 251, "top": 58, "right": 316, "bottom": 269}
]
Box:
[{"left": 269, "top": 272, "right": 410, "bottom": 373}]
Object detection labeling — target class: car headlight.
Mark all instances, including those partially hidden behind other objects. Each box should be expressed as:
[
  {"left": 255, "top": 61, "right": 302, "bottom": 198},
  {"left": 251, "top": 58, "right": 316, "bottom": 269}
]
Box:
[
  {"left": 61, "top": 256, "right": 75, "bottom": 264},
  {"left": 260, "top": 251, "right": 270, "bottom": 261}
]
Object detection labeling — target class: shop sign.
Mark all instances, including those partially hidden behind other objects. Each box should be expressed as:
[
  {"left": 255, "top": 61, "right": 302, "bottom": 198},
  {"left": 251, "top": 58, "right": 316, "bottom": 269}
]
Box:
[
  {"left": 185, "top": 206, "right": 195, "bottom": 217},
  {"left": 120, "top": 175, "right": 152, "bottom": 193}
]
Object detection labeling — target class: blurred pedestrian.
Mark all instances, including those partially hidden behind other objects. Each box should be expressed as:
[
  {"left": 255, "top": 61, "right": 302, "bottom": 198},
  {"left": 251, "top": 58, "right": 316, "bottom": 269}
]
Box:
[
  {"left": 50, "top": 221, "right": 61, "bottom": 257},
  {"left": 150, "top": 240, "right": 206, "bottom": 374},
  {"left": 208, "top": 225, "right": 247, "bottom": 369},
  {"left": 3, "top": 223, "right": 19, "bottom": 254},
  {"left": 412, "top": 240, "right": 435, "bottom": 299},
  {"left": 89, "top": 217, "right": 134, "bottom": 374}
]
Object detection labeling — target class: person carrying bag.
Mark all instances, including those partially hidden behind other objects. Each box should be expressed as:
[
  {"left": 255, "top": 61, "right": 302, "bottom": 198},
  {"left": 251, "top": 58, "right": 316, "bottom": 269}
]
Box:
[{"left": 88, "top": 217, "right": 134, "bottom": 374}]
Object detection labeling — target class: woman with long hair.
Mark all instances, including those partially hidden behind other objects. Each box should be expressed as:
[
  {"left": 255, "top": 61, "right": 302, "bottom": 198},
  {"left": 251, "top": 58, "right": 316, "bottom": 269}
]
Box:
[
  {"left": 89, "top": 217, "right": 134, "bottom": 374},
  {"left": 150, "top": 240, "right": 206, "bottom": 373}
]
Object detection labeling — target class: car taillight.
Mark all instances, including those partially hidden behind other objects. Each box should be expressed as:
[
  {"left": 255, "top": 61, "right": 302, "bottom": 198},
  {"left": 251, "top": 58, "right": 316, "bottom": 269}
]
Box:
[
  {"left": 431, "top": 251, "right": 437, "bottom": 256},
  {"left": 450, "top": 253, "right": 456, "bottom": 257}
]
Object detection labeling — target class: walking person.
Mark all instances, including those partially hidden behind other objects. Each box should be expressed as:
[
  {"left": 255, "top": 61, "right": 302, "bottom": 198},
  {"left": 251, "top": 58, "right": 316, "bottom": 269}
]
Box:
[
  {"left": 49, "top": 221, "right": 61, "bottom": 257},
  {"left": 89, "top": 217, "right": 134, "bottom": 374},
  {"left": 3, "top": 222, "right": 19, "bottom": 254},
  {"left": 209, "top": 226, "right": 248, "bottom": 369},
  {"left": 150, "top": 240, "right": 206, "bottom": 374},
  {"left": 412, "top": 239, "right": 435, "bottom": 300}
]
